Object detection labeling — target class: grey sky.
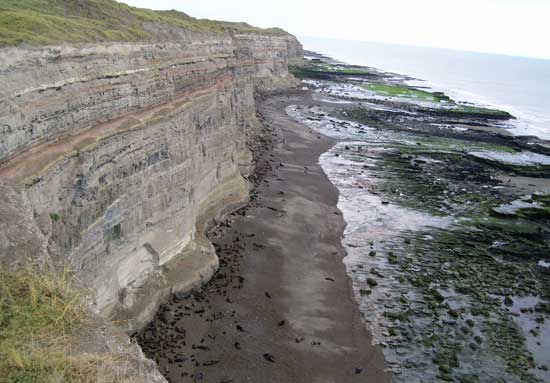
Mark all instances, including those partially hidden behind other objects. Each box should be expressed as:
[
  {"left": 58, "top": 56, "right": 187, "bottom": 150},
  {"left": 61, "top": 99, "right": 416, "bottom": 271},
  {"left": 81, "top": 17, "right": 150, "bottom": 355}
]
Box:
[{"left": 122, "top": 0, "right": 550, "bottom": 59}]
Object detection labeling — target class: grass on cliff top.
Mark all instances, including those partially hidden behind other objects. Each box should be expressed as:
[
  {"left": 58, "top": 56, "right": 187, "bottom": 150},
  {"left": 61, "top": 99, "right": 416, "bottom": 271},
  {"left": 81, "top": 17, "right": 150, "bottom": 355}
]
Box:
[
  {"left": 0, "top": 269, "right": 97, "bottom": 383},
  {"left": 0, "top": 0, "right": 288, "bottom": 47}
]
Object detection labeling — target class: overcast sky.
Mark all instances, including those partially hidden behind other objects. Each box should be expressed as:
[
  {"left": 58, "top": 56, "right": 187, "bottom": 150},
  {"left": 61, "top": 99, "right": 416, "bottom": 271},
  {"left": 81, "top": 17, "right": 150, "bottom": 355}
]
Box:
[{"left": 122, "top": 0, "right": 550, "bottom": 60}]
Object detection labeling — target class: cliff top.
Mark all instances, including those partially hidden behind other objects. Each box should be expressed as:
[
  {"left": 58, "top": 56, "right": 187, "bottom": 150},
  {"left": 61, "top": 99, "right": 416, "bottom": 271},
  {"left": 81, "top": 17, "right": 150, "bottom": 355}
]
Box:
[{"left": 0, "top": 0, "right": 290, "bottom": 47}]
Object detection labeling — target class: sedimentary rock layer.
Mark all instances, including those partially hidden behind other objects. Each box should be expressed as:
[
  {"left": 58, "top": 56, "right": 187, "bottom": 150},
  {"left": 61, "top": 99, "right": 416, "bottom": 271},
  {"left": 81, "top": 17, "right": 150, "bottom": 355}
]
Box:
[{"left": 0, "top": 28, "right": 303, "bottom": 332}]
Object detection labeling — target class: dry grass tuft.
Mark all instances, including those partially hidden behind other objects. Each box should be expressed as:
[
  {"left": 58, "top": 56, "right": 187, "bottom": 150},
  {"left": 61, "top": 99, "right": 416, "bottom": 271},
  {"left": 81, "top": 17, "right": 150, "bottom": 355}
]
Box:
[{"left": 0, "top": 269, "right": 154, "bottom": 383}]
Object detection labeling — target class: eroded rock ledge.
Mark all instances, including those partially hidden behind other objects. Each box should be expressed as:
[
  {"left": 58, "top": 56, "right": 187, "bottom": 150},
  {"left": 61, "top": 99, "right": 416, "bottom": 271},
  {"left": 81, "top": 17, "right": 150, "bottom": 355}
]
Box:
[{"left": 0, "top": 27, "right": 303, "bottom": 337}]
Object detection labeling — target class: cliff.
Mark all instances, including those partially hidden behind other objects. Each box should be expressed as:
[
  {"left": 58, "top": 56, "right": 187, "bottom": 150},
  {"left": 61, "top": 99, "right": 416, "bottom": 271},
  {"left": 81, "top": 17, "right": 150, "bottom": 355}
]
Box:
[{"left": 0, "top": 1, "right": 302, "bottom": 381}]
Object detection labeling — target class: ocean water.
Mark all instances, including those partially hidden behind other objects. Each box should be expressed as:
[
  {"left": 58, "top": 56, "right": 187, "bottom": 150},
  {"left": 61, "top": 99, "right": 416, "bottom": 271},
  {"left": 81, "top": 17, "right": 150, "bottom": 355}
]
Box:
[{"left": 299, "top": 36, "right": 550, "bottom": 140}]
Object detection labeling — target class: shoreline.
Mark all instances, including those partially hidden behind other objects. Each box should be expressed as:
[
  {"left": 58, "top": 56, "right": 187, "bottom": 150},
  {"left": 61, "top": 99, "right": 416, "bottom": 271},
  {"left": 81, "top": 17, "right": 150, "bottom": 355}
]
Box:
[
  {"left": 286, "top": 53, "right": 550, "bottom": 382},
  {"left": 137, "top": 90, "right": 390, "bottom": 382},
  {"left": 298, "top": 41, "right": 550, "bottom": 141}
]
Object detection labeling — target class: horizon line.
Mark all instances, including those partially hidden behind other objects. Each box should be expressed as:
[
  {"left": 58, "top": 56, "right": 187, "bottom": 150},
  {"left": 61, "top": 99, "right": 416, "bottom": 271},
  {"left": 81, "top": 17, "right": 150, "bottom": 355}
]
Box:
[{"left": 297, "top": 34, "right": 550, "bottom": 62}]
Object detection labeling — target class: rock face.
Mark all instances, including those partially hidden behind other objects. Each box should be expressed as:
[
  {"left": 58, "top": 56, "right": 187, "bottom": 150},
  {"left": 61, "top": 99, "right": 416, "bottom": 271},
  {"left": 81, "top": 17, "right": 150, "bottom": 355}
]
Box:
[{"left": 0, "top": 27, "right": 303, "bottom": 331}]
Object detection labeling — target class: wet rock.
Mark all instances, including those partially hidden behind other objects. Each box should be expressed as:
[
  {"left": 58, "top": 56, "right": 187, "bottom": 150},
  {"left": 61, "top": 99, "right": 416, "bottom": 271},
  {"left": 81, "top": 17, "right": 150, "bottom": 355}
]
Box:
[
  {"left": 503, "top": 296, "right": 514, "bottom": 306},
  {"left": 360, "top": 288, "right": 372, "bottom": 296},
  {"left": 431, "top": 289, "right": 446, "bottom": 302},
  {"left": 448, "top": 309, "right": 459, "bottom": 318},
  {"left": 534, "top": 302, "right": 550, "bottom": 313},
  {"left": 367, "top": 278, "right": 378, "bottom": 287}
]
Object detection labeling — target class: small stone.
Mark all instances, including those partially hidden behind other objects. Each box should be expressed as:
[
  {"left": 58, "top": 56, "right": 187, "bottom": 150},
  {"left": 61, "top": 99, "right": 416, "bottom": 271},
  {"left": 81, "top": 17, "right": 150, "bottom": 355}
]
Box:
[
  {"left": 448, "top": 309, "right": 459, "bottom": 318},
  {"left": 367, "top": 278, "right": 378, "bottom": 287},
  {"left": 369, "top": 251, "right": 377, "bottom": 257},
  {"left": 263, "top": 353, "right": 275, "bottom": 363},
  {"left": 439, "top": 364, "right": 452, "bottom": 374},
  {"left": 359, "top": 289, "right": 372, "bottom": 296},
  {"left": 503, "top": 296, "right": 514, "bottom": 306}
]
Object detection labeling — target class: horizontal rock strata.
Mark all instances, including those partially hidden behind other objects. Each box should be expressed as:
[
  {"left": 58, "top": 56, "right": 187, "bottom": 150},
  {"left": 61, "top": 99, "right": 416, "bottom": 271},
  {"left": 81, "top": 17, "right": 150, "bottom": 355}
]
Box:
[{"left": 0, "top": 28, "right": 303, "bottom": 333}]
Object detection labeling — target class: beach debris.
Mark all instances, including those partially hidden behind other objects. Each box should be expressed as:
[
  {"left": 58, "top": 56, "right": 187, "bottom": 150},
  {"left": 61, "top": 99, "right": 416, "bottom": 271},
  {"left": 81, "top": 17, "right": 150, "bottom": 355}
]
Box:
[{"left": 263, "top": 353, "right": 276, "bottom": 362}]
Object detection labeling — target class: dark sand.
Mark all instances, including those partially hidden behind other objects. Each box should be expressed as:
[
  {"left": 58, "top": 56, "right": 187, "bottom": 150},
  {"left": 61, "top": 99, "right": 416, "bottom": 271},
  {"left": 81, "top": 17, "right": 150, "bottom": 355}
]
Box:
[{"left": 138, "top": 92, "right": 390, "bottom": 383}]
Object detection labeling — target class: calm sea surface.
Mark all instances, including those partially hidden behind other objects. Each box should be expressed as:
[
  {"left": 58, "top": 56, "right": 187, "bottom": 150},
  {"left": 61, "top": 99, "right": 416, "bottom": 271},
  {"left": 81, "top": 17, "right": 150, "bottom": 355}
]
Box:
[{"left": 299, "top": 36, "right": 550, "bottom": 140}]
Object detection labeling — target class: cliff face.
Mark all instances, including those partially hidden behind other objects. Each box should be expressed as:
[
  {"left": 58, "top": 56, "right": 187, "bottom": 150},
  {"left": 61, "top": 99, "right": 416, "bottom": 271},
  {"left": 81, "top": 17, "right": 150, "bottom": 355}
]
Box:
[{"left": 0, "top": 27, "right": 303, "bottom": 332}]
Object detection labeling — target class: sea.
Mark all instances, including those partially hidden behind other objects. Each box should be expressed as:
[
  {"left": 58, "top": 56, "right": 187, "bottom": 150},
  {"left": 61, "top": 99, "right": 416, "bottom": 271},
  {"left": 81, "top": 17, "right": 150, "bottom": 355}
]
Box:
[{"left": 299, "top": 36, "right": 550, "bottom": 140}]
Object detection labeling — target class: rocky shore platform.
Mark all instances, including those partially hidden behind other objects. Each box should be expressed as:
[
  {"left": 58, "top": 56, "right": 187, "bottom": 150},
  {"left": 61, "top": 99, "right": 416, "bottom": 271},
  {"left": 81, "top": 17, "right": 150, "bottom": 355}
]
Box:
[{"left": 286, "top": 53, "right": 550, "bottom": 383}]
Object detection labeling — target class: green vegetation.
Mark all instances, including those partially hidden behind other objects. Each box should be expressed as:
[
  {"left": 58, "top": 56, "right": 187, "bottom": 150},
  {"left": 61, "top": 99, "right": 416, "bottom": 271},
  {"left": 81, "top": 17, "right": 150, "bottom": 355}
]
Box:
[
  {"left": 507, "top": 193, "right": 550, "bottom": 221},
  {"left": 464, "top": 216, "right": 545, "bottom": 237},
  {"left": 290, "top": 62, "right": 371, "bottom": 79},
  {"left": 0, "top": 269, "right": 94, "bottom": 383},
  {"left": 440, "top": 105, "right": 513, "bottom": 120},
  {"left": 410, "top": 135, "right": 517, "bottom": 154},
  {"left": 309, "top": 62, "right": 371, "bottom": 75},
  {"left": 0, "top": 0, "right": 288, "bottom": 46},
  {"left": 360, "top": 83, "right": 511, "bottom": 118},
  {"left": 361, "top": 83, "right": 451, "bottom": 102}
]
